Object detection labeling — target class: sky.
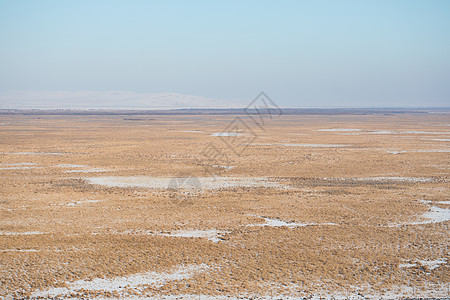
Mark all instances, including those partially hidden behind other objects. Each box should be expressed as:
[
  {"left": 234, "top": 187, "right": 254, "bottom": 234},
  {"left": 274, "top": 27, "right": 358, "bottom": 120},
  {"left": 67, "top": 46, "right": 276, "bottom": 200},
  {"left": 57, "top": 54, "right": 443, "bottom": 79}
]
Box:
[{"left": 0, "top": 0, "right": 449, "bottom": 108}]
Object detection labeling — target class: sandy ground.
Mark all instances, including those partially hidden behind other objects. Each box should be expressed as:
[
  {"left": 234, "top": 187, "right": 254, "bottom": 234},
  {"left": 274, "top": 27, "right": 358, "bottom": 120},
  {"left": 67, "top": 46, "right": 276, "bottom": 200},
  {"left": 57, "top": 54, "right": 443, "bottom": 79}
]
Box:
[{"left": 0, "top": 113, "right": 449, "bottom": 299}]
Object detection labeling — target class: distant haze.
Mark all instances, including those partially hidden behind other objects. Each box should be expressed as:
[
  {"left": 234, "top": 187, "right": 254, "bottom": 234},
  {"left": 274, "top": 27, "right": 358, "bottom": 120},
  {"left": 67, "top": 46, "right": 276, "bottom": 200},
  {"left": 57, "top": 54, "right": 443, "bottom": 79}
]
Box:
[
  {"left": 0, "top": 1, "right": 449, "bottom": 108},
  {"left": 0, "top": 91, "right": 245, "bottom": 110}
]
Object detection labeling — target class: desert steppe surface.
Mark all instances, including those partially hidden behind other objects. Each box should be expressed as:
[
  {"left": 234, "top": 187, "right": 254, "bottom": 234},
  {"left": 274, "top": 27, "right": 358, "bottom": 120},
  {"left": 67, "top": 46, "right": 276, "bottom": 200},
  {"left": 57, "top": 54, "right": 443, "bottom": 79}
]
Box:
[{"left": 0, "top": 111, "right": 449, "bottom": 299}]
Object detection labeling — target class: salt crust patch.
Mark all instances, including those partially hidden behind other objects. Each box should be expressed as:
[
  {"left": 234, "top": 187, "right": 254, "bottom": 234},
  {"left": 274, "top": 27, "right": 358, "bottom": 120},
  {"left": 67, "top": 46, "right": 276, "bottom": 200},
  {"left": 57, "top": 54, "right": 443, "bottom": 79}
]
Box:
[
  {"left": 31, "top": 264, "right": 209, "bottom": 298},
  {"left": 85, "top": 176, "right": 285, "bottom": 190}
]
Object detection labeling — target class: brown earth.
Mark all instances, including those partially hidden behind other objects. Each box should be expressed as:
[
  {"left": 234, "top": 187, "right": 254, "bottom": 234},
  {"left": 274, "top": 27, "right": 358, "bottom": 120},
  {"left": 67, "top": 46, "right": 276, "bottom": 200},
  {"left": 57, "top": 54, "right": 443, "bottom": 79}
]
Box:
[{"left": 0, "top": 113, "right": 449, "bottom": 299}]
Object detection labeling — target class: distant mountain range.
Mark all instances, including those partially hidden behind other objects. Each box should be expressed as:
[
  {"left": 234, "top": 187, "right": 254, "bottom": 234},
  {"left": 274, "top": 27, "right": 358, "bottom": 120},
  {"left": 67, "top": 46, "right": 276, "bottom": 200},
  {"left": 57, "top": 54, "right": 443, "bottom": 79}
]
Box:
[{"left": 0, "top": 90, "right": 246, "bottom": 109}]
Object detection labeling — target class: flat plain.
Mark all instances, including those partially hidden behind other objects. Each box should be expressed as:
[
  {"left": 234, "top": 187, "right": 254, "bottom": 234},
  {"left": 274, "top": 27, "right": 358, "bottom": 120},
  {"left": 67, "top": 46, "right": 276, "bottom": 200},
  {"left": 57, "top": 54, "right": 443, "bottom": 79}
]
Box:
[{"left": 0, "top": 111, "right": 449, "bottom": 299}]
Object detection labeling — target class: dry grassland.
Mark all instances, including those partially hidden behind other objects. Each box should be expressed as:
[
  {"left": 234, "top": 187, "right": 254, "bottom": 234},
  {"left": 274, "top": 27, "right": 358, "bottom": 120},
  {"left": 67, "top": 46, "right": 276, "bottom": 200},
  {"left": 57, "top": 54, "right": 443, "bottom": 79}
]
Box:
[{"left": 0, "top": 112, "right": 449, "bottom": 299}]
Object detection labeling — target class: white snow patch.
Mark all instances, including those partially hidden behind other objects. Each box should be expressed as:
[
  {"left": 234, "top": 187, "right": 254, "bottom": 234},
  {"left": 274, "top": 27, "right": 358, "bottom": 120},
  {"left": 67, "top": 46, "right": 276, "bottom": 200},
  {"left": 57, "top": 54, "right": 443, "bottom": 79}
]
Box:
[
  {"left": 391, "top": 200, "right": 450, "bottom": 226},
  {"left": 398, "top": 263, "right": 417, "bottom": 268},
  {"left": 65, "top": 168, "right": 108, "bottom": 173},
  {"left": 316, "top": 128, "right": 362, "bottom": 132},
  {"left": 0, "top": 231, "right": 45, "bottom": 236},
  {"left": 0, "top": 152, "right": 67, "bottom": 155},
  {"left": 399, "top": 259, "right": 446, "bottom": 271},
  {"left": 418, "top": 259, "right": 447, "bottom": 270},
  {"left": 419, "top": 206, "right": 450, "bottom": 224},
  {"left": 339, "top": 130, "right": 450, "bottom": 135},
  {"left": 0, "top": 166, "right": 39, "bottom": 170},
  {"left": 326, "top": 177, "right": 435, "bottom": 183},
  {"left": 211, "top": 132, "right": 244, "bottom": 137},
  {"left": 415, "top": 149, "right": 450, "bottom": 153},
  {"left": 55, "top": 164, "right": 89, "bottom": 168},
  {"left": 429, "top": 138, "right": 450, "bottom": 141},
  {"left": 0, "top": 249, "right": 38, "bottom": 252},
  {"left": 356, "top": 177, "right": 434, "bottom": 183},
  {"left": 434, "top": 200, "right": 450, "bottom": 205},
  {"left": 0, "top": 162, "right": 37, "bottom": 166},
  {"left": 281, "top": 143, "right": 349, "bottom": 148},
  {"left": 158, "top": 229, "right": 225, "bottom": 243},
  {"left": 66, "top": 200, "right": 100, "bottom": 206},
  {"left": 249, "top": 216, "right": 337, "bottom": 228},
  {"left": 86, "top": 176, "right": 286, "bottom": 190},
  {"left": 31, "top": 264, "right": 209, "bottom": 298},
  {"left": 387, "top": 151, "right": 407, "bottom": 154},
  {"left": 212, "top": 165, "right": 235, "bottom": 171}
]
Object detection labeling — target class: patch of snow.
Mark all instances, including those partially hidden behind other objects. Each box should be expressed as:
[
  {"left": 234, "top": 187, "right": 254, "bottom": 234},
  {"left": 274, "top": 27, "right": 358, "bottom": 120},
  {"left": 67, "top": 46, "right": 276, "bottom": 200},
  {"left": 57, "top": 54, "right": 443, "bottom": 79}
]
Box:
[
  {"left": 0, "top": 162, "right": 37, "bottom": 166},
  {"left": 398, "top": 263, "right": 417, "bottom": 268},
  {"left": 211, "top": 132, "right": 244, "bottom": 137},
  {"left": 391, "top": 200, "right": 450, "bottom": 226},
  {"left": 212, "top": 165, "right": 235, "bottom": 171},
  {"left": 31, "top": 264, "right": 210, "bottom": 298},
  {"left": 355, "top": 177, "right": 434, "bottom": 183},
  {"left": 399, "top": 259, "right": 447, "bottom": 271},
  {"left": 415, "top": 149, "right": 450, "bottom": 153},
  {"left": 435, "top": 200, "right": 450, "bottom": 205},
  {"left": 418, "top": 259, "right": 446, "bottom": 270},
  {"left": 66, "top": 200, "right": 100, "bottom": 206},
  {"left": 0, "top": 249, "right": 38, "bottom": 252},
  {"left": 0, "top": 152, "right": 67, "bottom": 155},
  {"left": 316, "top": 128, "right": 362, "bottom": 132},
  {"left": 281, "top": 143, "right": 349, "bottom": 148},
  {"left": 0, "top": 231, "right": 45, "bottom": 235},
  {"left": 55, "top": 164, "right": 89, "bottom": 168},
  {"left": 158, "top": 229, "right": 225, "bottom": 243},
  {"left": 65, "top": 168, "right": 108, "bottom": 173},
  {"left": 419, "top": 206, "right": 450, "bottom": 224},
  {"left": 429, "top": 138, "right": 450, "bottom": 141},
  {"left": 402, "top": 131, "right": 450, "bottom": 134},
  {"left": 326, "top": 177, "right": 435, "bottom": 183},
  {"left": 249, "top": 216, "right": 337, "bottom": 229},
  {"left": 387, "top": 151, "right": 407, "bottom": 154},
  {"left": 86, "top": 176, "right": 286, "bottom": 190},
  {"left": 368, "top": 130, "right": 396, "bottom": 134},
  {"left": 0, "top": 166, "right": 39, "bottom": 170}
]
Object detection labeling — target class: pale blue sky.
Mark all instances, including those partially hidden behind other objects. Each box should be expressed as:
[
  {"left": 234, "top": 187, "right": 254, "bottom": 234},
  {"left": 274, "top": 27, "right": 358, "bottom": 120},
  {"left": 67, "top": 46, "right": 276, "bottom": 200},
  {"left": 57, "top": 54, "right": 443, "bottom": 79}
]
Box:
[{"left": 0, "top": 0, "right": 449, "bottom": 107}]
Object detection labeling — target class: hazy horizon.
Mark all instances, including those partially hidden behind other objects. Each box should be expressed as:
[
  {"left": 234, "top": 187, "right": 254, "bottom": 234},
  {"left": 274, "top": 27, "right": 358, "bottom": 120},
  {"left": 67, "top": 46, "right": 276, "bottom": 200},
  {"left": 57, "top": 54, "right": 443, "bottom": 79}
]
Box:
[{"left": 1, "top": 0, "right": 449, "bottom": 108}]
